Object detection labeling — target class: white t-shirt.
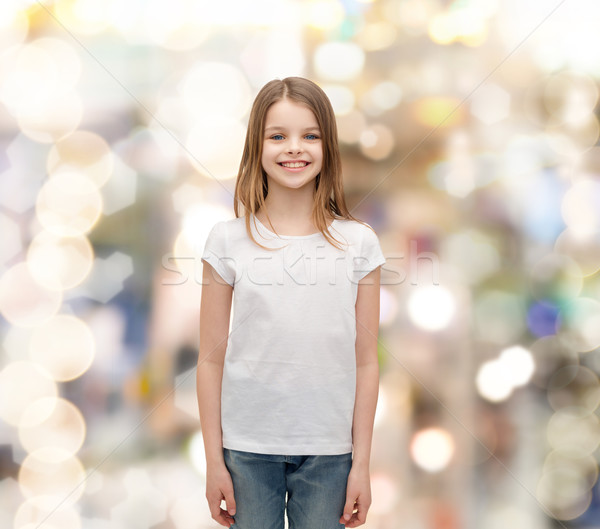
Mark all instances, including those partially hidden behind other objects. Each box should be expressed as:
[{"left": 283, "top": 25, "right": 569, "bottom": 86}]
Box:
[{"left": 201, "top": 213, "right": 386, "bottom": 455}]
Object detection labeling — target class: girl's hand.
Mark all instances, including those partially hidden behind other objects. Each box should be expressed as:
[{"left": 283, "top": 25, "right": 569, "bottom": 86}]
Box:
[
  {"left": 206, "top": 464, "right": 236, "bottom": 527},
  {"left": 340, "top": 464, "right": 372, "bottom": 527}
]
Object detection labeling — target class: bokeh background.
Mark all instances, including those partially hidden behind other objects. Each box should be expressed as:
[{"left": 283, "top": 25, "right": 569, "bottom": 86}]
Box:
[{"left": 1, "top": 0, "right": 600, "bottom": 528}]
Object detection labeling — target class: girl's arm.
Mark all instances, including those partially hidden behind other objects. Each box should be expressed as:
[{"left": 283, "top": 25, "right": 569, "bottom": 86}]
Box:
[
  {"left": 341, "top": 265, "right": 381, "bottom": 528},
  {"left": 197, "top": 261, "right": 236, "bottom": 527}
]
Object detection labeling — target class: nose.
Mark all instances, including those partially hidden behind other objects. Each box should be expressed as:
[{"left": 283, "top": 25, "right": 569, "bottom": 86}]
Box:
[{"left": 286, "top": 137, "right": 303, "bottom": 154}]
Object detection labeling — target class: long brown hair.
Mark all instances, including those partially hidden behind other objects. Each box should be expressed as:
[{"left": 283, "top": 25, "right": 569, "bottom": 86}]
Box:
[{"left": 233, "top": 77, "right": 364, "bottom": 250}]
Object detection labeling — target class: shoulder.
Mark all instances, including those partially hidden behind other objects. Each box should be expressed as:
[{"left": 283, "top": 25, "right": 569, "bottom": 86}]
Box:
[
  {"left": 207, "top": 216, "right": 246, "bottom": 237},
  {"left": 332, "top": 218, "right": 379, "bottom": 240}
]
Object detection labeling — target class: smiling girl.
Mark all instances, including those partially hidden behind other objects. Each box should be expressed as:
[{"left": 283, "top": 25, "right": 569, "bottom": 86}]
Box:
[{"left": 197, "top": 77, "right": 385, "bottom": 529}]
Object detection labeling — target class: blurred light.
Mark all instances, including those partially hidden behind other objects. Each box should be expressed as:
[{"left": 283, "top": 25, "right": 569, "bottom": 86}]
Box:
[
  {"left": 27, "top": 232, "right": 94, "bottom": 291},
  {"left": 17, "top": 90, "right": 83, "bottom": 144},
  {"left": 336, "top": 110, "right": 367, "bottom": 144},
  {"left": 0, "top": 213, "right": 22, "bottom": 266},
  {"left": 558, "top": 297, "right": 600, "bottom": 353},
  {"left": 110, "top": 469, "right": 168, "bottom": 528},
  {"left": 470, "top": 84, "right": 510, "bottom": 125},
  {"left": 141, "top": 0, "right": 211, "bottom": 51},
  {"left": 171, "top": 493, "right": 213, "bottom": 529},
  {"left": 30, "top": 314, "right": 95, "bottom": 381},
  {"left": 373, "top": 385, "right": 387, "bottom": 428},
  {"left": 384, "top": 0, "right": 438, "bottom": 35},
  {"left": 314, "top": 42, "right": 365, "bottom": 82},
  {"left": 321, "top": 84, "right": 355, "bottom": 116},
  {"left": 473, "top": 290, "right": 526, "bottom": 344},
  {"left": 369, "top": 472, "right": 397, "bottom": 515},
  {"left": 19, "top": 397, "right": 86, "bottom": 456},
  {"left": 175, "top": 203, "right": 232, "bottom": 263},
  {"left": 357, "top": 22, "right": 397, "bottom": 51},
  {"left": 15, "top": 496, "right": 81, "bottom": 529},
  {"left": 476, "top": 359, "right": 513, "bottom": 403},
  {"left": 303, "top": 0, "right": 345, "bottom": 30},
  {"left": 47, "top": 130, "right": 114, "bottom": 189},
  {"left": 0, "top": 361, "right": 58, "bottom": 427},
  {"left": 428, "top": 151, "right": 500, "bottom": 198},
  {"left": 174, "top": 367, "right": 198, "bottom": 419},
  {"left": 379, "top": 287, "right": 398, "bottom": 326},
  {"left": 549, "top": 117, "right": 600, "bottom": 152},
  {"left": 171, "top": 204, "right": 232, "bottom": 309},
  {"left": 0, "top": 4, "right": 29, "bottom": 49},
  {"left": 82, "top": 252, "right": 134, "bottom": 303},
  {"left": 53, "top": 0, "right": 111, "bottom": 35},
  {"left": 544, "top": 72, "right": 599, "bottom": 128},
  {"left": 191, "top": 0, "right": 300, "bottom": 26},
  {"left": 543, "top": 451, "right": 599, "bottom": 492},
  {"left": 440, "top": 229, "right": 500, "bottom": 285},
  {"left": 509, "top": 1, "right": 600, "bottom": 76},
  {"left": 115, "top": 127, "right": 180, "bottom": 182},
  {"left": 0, "top": 262, "right": 62, "bottom": 327},
  {"left": 181, "top": 62, "right": 251, "bottom": 121},
  {"left": 0, "top": 38, "right": 81, "bottom": 117},
  {"left": 171, "top": 182, "right": 205, "bottom": 214},
  {"left": 547, "top": 366, "right": 600, "bottom": 413},
  {"left": 482, "top": 505, "right": 536, "bottom": 529},
  {"left": 413, "top": 97, "right": 465, "bottom": 128},
  {"left": 476, "top": 345, "right": 534, "bottom": 402},
  {"left": 240, "top": 29, "right": 305, "bottom": 87},
  {"left": 410, "top": 427, "right": 455, "bottom": 473},
  {"left": 360, "top": 81, "right": 402, "bottom": 116},
  {"left": 36, "top": 170, "right": 103, "bottom": 236},
  {"left": 0, "top": 134, "right": 48, "bottom": 215},
  {"left": 547, "top": 407, "right": 600, "bottom": 456},
  {"left": 555, "top": 228, "right": 600, "bottom": 277},
  {"left": 407, "top": 285, "right": 455, "bottom": 331},
  {"left": 359, "top": 124, "right": 395, "bottom": 160},
  {"left": 186, "top": 116, "right": 246, "bottom": 180},
  {"left": 528, "top": 253, "right": 583, "bottom": 304},
  {"left": 18, "top": 448, "right": 86, "bottom": 502},
  {"left": 188, "top": 430, "right": 207, "bottom": 476},
  {"left": 537, "top": 468, "right": 593, "bottom": 521},
  {"left": 2, "top": 326, "right": 33, "bottom": 363},
  {"left": 100, "top": 156, "right": 137, "bottom": 215},
  {"left": 530, "top": 335, "right": 579, "bottom": 389},
  {"left": 561, "top": 179, "right": 600, "bottom": 239},
  {"left": 501, "top": 135, "right": 554, "bottom": 185},
  {"left": 428, "top": 7, "right": 489, "bottom": 46},
  {"left": 526, "top": 301, "right": 560, "bottom": 338},
  {"left": 499, "top": 345, "right": 535, "bottom": 387}
]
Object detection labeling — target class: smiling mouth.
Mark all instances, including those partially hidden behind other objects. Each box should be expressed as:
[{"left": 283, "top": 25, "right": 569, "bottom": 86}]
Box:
[{"left": 279, "top": 161, "right": 309, "bottom": 168}]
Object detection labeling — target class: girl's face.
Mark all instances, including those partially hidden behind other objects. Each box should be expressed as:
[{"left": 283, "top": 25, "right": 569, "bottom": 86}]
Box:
[{"left": 261, "top": 98, "right": 323, "bottom": 193}]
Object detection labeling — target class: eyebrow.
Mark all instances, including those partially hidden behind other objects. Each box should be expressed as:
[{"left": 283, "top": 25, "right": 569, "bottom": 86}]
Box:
[{"left": 264, "top": 126, "right": 321, "bottom": 132}]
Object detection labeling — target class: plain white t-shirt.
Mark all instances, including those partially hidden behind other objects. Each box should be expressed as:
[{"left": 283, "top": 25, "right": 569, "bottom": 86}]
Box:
[{"left": 201, "top": 213, "right": 386, "bottom": 455}]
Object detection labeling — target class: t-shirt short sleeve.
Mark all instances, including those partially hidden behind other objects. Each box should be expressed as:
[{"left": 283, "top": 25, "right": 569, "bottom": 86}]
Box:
[
  {"left": 354, "top": 224, "right": 386, "bottom": 282},
  {"left": 201, "top": 221, "right": 235, "bottom": 286}
]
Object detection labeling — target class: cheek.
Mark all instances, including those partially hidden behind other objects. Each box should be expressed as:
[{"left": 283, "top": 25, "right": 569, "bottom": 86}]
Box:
[{"left": 261, "top": 143, "right": 275, "bottom": 164}]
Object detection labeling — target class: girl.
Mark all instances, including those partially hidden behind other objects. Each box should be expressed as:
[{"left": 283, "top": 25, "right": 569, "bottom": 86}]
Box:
[{"left": 197, "top": 77, "right": 385, "bottom": 529}]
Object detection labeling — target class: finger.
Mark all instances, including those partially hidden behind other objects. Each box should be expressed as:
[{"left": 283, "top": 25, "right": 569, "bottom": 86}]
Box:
[
  {"left": 345, "top": 513, "right": 364, "bottom": 528},
  {"left": 217, "top": 508, "right": 236, "bottom": 527},
  {"left": 341, "top": 497, "right": 355, "bottom": 523},
  {"left": 357, "top": 502, "right": 368, "bottom": 523},
  {"left": 209, "top": 499, "right": 222, "bottom": 521},
  {"left": 224, "top": 490, "right": 237, "bottom": 516}
]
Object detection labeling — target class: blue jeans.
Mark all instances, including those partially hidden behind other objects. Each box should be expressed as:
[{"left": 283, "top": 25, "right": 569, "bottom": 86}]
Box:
[{"left": 223, "top": 448, "right": 352, "bottom": 529}]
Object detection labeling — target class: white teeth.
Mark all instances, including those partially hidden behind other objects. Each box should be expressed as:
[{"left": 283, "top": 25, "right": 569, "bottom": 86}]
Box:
[{"left": 281, "top": 162, "right": 308, "bottom": 168}]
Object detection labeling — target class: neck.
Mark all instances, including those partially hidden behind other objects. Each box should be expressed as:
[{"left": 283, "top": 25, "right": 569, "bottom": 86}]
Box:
[{"left": 262, "top": 181, "right": 315, "bottom": 223}]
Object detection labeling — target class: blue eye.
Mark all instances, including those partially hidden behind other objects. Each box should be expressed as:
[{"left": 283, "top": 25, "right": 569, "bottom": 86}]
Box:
[
  {"left": 271, "top": 134, "right": 284, "bottom": 140},
  {"left": 305, "top": 134, "right": 319, "bottom": 140}
]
